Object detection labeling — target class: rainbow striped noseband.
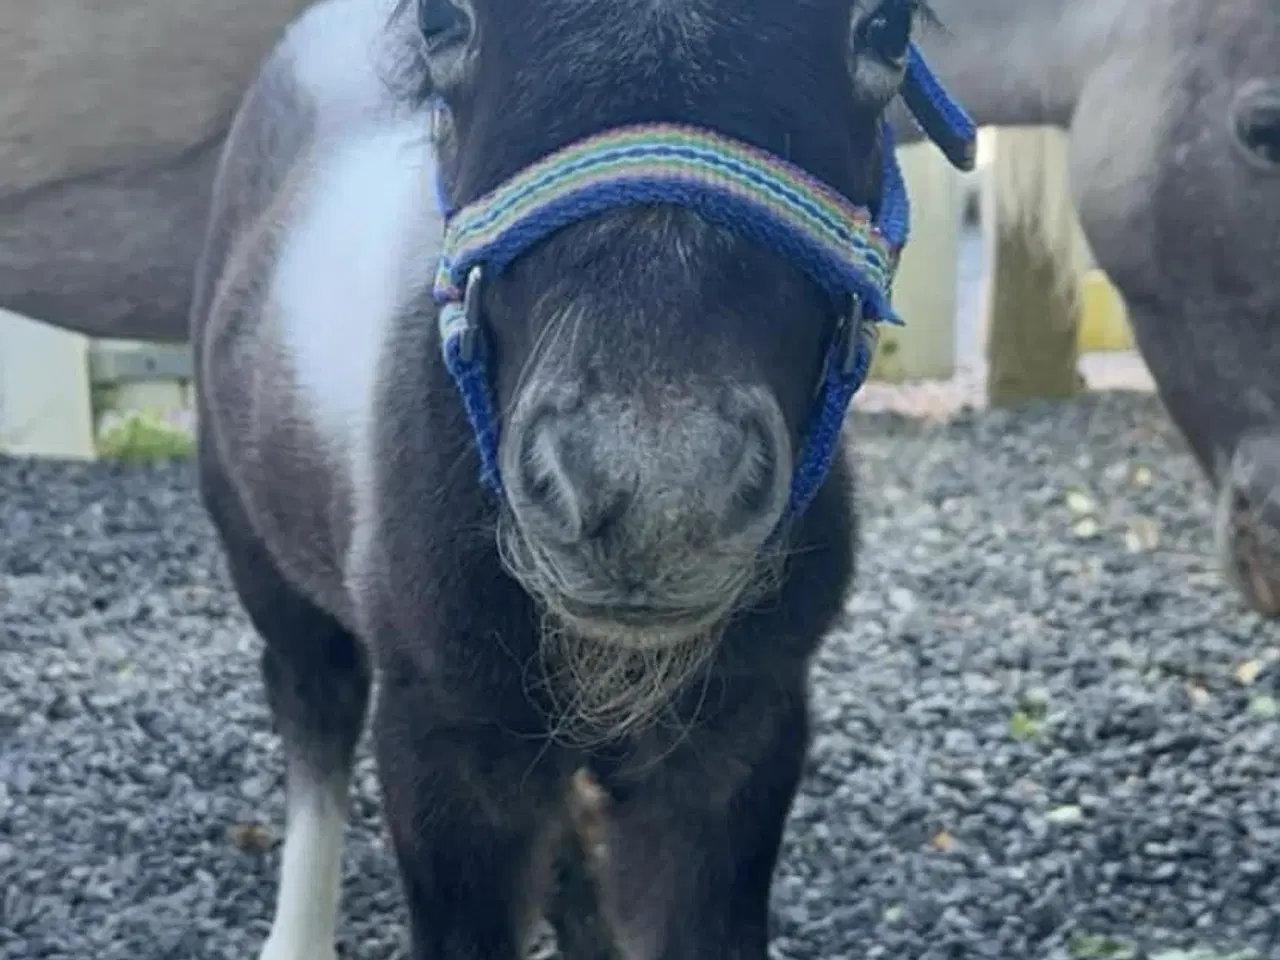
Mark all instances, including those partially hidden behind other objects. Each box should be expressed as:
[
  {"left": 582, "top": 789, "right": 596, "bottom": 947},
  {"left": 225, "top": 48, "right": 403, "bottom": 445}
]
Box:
[{"left": 432, "top": 44, "right": 975, "bottom": 524}]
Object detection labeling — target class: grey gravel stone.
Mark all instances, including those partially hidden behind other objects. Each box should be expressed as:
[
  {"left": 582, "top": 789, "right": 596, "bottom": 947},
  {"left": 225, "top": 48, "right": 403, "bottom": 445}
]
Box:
[{"left": 2, "top": 392, "right": 1277, "bottom": 959}]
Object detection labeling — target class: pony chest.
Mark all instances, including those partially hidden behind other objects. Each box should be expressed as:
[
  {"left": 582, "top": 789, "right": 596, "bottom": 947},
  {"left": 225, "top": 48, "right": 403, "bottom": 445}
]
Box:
[{"left": 269, "top": 123, "right": 443, "bottom": 455}]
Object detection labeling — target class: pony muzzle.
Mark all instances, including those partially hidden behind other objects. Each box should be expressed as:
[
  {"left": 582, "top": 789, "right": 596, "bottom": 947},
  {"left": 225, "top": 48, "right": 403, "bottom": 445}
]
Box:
[
  {"left": 497, "top": 383, "right": 792, "bottom": 645},
  {"left": 1216, "top": 432, "right": 1280, "bottom": 618}
]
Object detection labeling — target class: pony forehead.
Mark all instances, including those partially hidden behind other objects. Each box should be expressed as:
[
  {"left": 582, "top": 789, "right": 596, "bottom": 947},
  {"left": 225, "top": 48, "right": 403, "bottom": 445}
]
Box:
[{"left": 466, "top": 0, "right": 897, "bottom": 35}]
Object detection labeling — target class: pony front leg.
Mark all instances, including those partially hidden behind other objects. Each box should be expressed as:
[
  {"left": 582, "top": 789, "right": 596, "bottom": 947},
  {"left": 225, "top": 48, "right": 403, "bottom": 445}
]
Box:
[
  {"left": 372, "top": 682, "right": 573, "bottom": 960},
  {"left": 593, "top": 689, "right": 810, "bottom": 960}
]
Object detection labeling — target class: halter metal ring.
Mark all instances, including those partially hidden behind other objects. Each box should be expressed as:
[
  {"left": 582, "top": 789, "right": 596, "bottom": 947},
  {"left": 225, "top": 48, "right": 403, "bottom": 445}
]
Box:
[{"left": 457, "top": 265, "right": 484, "bottom": 364}]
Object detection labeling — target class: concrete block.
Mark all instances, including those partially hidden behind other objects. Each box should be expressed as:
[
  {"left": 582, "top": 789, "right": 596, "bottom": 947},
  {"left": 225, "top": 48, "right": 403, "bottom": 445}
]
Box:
[
  {"left": 0, "top": 309, "right": 95, "bottom": 459},
  {"left": 872, "top": 141, "right": 961, "bottom": 383}
]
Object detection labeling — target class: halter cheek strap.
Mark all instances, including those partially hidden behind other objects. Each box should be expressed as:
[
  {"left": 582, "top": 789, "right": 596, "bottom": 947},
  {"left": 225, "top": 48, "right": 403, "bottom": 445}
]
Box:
[{"left": 432, "top": 43, "right": 975, "bottom": 523}]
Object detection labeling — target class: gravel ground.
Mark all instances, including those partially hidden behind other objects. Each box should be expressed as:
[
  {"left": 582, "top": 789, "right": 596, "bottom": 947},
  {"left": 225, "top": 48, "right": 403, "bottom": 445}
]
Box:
[{"left": 3, "top": 390, "right": 1278, "bottom": 960}]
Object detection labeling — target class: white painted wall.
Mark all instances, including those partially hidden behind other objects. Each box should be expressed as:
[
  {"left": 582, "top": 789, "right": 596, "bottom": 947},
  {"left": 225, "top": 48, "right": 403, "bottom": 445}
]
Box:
[
  {"left": 0, "top": 308, "right": 95, "bottom": 459},
  {"left": 876, "top": 141, "right": 964, "bottom": 382}
]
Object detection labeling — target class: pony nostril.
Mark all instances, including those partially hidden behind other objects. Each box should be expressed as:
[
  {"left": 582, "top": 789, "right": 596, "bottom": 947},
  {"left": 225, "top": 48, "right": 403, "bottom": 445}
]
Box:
[
  {"left": 719, "top": 404, "right": 787, "bottom": 538},
  {"left": 735, "top": 417, "right": 778, "bottom": 513},
  {"left": 580, "top": 487, "right": 635, "bottom": 542},
  {"left": 1228, "top": 483, "right": 1280, "bottom": 531},
  {"left": 1220, "top": 466, "right": 1280, "bottom": 617},
  {"left": 1231, "top": 85, "right": 1280, "bottom": 170},
  {"left": 514, "top": 409, "right": 581, "bottom": 539},
  {"left": 1234, "top": 490, "right": 1254, "bottom": 519},
  {"left": 511, "top": 399, "right": 639, "bottom": 544},
  {"left": 1238, "top": 108, "right": 1280, "bottom": 163},
  {"left": 518, "top": 447, "right": 554, "bottom": 508},
  {"left": 521, "top": 458, "right": 554, "bottom": 506}
]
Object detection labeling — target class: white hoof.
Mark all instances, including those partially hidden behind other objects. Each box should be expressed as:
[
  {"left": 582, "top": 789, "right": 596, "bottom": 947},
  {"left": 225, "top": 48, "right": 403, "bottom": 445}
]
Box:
[{"left": 258, "top": 774, "right": 348, "bottom": 960}]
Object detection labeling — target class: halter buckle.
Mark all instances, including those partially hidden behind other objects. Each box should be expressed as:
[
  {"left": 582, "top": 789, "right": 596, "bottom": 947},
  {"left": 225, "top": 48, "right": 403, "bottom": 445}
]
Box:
[
  {"left": 457, "top": 266, "right": 484, "bottom": 364},
  {"left": 839, "top": 294, "right": 867, "bottom": 377}
]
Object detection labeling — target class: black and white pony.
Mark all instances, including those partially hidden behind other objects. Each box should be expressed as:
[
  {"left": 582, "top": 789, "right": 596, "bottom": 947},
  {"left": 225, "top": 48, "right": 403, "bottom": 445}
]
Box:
[{"left": 190, "top": 0, "right": 974, "bottom": 957}]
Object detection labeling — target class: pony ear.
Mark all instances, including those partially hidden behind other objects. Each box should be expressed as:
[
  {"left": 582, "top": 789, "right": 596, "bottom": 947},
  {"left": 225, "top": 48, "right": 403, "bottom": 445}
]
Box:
[{"left": 417, "top": 0, "right": 476, "bottom": 91}]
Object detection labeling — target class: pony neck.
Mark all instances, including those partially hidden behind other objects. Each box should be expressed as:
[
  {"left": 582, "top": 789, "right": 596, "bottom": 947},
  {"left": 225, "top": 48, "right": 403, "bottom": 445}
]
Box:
[{"left": 896, "top": 0, "right": 1148, "bottom": 136}]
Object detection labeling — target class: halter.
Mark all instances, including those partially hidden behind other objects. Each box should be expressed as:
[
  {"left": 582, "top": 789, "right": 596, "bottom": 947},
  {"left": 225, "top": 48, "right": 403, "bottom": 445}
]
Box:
[{"left": 432, "top": 43, "right": 975, "bottom": 524}]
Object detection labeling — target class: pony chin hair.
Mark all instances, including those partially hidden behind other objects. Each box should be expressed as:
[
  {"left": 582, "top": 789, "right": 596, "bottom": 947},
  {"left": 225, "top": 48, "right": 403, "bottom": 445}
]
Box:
[
  {"left": 496, "top": 510, "right": 788, "bottom": 746},
  {"left": 534, "top": 614, "right": 719, "bottom": 750}
]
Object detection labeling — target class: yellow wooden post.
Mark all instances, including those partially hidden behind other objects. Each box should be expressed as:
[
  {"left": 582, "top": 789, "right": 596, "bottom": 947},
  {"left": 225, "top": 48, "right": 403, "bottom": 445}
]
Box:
[{"left": 982, "top": 126, "right": 1084, "bottom": 407}]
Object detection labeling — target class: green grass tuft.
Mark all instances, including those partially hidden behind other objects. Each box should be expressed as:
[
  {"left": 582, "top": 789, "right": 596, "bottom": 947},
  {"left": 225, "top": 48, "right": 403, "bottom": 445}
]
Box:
[{"left": 96, "top": 410, "right": 195, "bottom": 463}]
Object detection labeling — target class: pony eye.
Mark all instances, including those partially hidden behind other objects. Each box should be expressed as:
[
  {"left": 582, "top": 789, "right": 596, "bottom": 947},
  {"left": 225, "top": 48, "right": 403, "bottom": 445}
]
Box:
[
  {"left": 859, "top": 4, "right": 913, "bottom": 66},
  {"left": 418, "top": 0, "right": 469, "bottom": 52}
]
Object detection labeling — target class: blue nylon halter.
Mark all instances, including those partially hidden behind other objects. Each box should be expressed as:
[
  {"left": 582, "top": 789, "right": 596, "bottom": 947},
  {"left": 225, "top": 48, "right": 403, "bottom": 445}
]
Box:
[{"left": 431, "top": 43, "right": 975, "bottom": 525}]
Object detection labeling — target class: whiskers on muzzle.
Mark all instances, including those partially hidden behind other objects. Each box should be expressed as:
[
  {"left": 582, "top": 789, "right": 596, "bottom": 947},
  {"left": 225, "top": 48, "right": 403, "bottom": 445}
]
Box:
[{"left": 496, "top": 509, "right": 787, "bottom": 744}]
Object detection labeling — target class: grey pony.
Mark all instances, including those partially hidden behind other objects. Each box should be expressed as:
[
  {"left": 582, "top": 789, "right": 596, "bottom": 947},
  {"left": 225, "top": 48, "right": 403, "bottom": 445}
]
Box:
[
  {"left": 895, "top": 0, "right": 1280, "bottom": 616},
  {"left": 0, "top": 0, "right": 313, "bottom": 342}
]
